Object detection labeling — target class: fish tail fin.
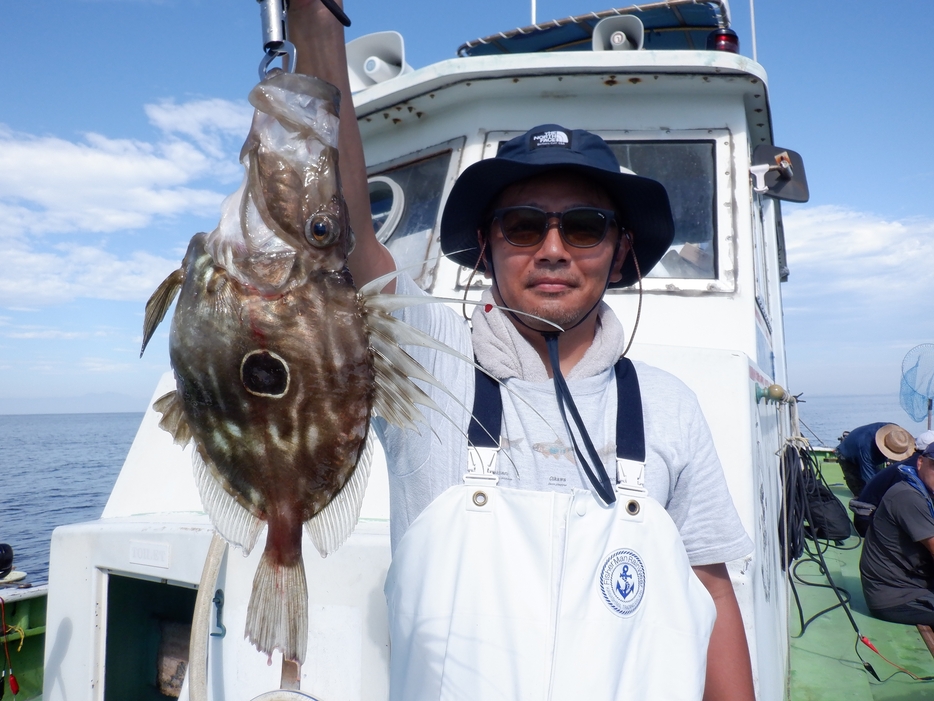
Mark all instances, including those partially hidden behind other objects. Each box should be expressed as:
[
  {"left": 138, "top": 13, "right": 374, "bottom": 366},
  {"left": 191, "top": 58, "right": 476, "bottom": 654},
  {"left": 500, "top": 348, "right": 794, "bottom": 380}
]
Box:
[
  {"left": 141, "top": 267, "right": 185, "bottom": 357},
  {"left": 245, "top": 550, "right": 308, "bottom": 664}
]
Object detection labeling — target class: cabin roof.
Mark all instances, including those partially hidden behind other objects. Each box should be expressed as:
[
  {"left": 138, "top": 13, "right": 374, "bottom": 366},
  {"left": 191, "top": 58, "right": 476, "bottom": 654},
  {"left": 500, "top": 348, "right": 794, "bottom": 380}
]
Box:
[{"left": 457, "top": 1, "right": 730, "bottom": 57}]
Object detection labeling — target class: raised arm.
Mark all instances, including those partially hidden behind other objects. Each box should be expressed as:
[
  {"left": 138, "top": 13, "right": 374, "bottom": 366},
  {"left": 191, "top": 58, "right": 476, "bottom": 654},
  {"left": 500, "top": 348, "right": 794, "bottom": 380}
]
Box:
[{"left": 288, "top": 0, "right": 397, "bottom": 289}]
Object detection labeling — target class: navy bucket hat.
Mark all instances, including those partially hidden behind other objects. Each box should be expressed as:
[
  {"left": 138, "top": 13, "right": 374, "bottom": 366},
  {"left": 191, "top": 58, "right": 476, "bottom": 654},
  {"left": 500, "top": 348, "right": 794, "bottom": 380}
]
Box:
[{"left": 439, "top": 124, "right": 675, "bottom": 288}]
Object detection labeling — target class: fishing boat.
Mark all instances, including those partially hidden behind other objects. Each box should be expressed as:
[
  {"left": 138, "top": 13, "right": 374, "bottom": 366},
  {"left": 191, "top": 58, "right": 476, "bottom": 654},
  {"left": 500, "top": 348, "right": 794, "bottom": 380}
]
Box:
[{"left": 9, "top": 1, "right": 931, "bottom": 699}]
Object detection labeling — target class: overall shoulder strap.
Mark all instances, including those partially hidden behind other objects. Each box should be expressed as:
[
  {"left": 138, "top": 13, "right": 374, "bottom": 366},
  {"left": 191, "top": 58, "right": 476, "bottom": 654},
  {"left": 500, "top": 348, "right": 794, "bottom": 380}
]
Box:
[
  {"left": 614, "top": 357, "right": 646, "bottom": 463},
  {"left": 468, "top": 366, "right": 502, "bottom": 448},
  {"left": 470, "top": 359, "right": 646, "bottom": 459}
]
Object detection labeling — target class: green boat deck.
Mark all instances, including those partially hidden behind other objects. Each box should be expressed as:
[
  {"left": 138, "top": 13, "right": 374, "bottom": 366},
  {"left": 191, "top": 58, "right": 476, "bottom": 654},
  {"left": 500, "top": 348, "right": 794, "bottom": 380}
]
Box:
[
  {"left": 789, "top": 453, "right": 934, "bottom": 700},
  {"left": 0, "top": 585, "right": 46, "bottom": 701}
]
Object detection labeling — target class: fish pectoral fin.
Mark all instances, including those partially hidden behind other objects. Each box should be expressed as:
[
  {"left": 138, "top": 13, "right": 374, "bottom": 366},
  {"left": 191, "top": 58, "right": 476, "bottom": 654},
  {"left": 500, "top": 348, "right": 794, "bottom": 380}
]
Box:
[
  {"left": 193, "top": 450, "right": 265, "bottom": 555},
  {"left": 141, "top": 267, "right": 185, "bottom": 357},
  {"left": 305, "top": 427, "right": 375, "bottom": 557},
  {"left": 152, "top": 391, "right": 193, "bottom": 448}
]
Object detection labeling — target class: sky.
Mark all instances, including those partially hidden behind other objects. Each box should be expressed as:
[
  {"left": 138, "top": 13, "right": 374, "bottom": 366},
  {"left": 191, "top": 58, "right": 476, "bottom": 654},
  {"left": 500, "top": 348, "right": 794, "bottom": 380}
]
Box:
[{"left": 0, "top": 0, "right": 932, "bottom": 415}]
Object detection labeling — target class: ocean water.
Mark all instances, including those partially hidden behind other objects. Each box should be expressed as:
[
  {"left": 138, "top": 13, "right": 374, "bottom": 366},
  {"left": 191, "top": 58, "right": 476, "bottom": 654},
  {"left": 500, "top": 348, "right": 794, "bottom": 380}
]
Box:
[
  {"left": 0, "top": 396, "right": 928, "bottom": 587},
  {"left": 1, "top": 413, "right": 143, "bottom": 585},
  {"left": 793, "top": 393, "right": 929, "bottom": 448}
]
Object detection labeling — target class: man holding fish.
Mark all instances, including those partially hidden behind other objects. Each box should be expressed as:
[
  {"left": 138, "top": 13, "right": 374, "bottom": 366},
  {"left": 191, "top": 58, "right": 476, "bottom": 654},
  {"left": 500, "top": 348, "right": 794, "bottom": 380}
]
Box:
[{"left": 289, "top": 2, "right": 755, "bottom": 699}]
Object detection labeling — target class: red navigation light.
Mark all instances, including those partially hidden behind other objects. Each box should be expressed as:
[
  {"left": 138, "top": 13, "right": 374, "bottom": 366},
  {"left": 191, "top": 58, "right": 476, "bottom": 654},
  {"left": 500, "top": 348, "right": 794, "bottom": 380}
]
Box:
[{"left": 706, "top": 28, "right": 739, "bottom": 53}]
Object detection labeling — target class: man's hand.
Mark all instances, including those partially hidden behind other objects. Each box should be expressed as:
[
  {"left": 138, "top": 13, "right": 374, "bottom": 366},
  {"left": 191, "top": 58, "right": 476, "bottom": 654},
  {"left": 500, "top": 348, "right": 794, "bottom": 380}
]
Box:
[{"left": 692, "top": 563, "right": 756, "bottom": 701}]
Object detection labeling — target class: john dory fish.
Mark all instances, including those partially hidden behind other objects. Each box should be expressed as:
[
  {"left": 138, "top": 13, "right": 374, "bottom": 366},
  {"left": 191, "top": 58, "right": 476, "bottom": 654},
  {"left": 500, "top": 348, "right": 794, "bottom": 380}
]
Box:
[{"left": 141, "top": 71, "right": 439, "bottom": 663}]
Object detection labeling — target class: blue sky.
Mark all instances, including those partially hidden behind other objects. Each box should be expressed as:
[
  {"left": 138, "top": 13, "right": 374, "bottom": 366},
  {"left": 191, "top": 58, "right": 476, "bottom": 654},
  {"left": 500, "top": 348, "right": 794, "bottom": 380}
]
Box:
[{"left": 1, "top": 0, "right": 932, "bottom": 415}]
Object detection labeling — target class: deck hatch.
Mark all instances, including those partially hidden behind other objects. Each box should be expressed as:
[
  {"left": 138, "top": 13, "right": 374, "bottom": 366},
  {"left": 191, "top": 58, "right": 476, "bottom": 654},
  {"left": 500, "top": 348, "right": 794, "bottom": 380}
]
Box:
[{"left": 103, "top": 573, "right": 197, "bottom": 700}]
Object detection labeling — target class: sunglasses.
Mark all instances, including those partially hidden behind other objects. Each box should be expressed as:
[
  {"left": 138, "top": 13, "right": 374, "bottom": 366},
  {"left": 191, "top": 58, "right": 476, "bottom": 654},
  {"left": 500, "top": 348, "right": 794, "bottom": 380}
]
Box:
[{"left": 491, "top": 206, "right": 617, "bottom": 248}]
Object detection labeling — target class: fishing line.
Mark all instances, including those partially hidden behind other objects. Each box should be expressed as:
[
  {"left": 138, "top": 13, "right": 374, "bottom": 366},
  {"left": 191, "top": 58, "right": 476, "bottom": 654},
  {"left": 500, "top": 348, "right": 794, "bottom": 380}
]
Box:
[
  {"left": 620, "top": 234, "right": 641, "bottom": 358},
  {"left": 797, "top": 417, "right": 826, "bottom": 446}
]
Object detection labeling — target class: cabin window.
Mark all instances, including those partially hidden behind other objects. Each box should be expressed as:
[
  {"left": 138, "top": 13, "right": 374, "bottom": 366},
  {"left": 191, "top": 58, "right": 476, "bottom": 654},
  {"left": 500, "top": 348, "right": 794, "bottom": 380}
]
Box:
[
  {"left": 368, "top": 150, "right": 454, "bottom": 286},
  {"left": 608, "top": 141, "right": 717, "bottom": 279}
]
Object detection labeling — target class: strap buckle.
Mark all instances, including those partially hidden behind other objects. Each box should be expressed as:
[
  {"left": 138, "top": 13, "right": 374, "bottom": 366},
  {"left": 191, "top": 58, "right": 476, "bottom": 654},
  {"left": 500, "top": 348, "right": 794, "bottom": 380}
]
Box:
[
  {"left": 615, "top": 458, "right": 647, "bottom": 498},
  {"left": 465, "top": 446, "right": 500, "bottom": 486}
]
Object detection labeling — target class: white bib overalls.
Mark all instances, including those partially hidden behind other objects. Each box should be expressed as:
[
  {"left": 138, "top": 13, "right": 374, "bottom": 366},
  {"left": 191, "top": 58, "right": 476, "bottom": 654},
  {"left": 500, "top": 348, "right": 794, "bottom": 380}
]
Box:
[{"left": 385, "top": 449, "right": 717, "bottom": 700}]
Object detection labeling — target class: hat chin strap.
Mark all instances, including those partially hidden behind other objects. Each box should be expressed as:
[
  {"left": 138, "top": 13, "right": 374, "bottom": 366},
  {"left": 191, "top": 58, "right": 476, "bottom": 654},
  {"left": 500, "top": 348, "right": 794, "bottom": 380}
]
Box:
[{"left": 484, "top": 241, "right": 621, "bottom": 506}]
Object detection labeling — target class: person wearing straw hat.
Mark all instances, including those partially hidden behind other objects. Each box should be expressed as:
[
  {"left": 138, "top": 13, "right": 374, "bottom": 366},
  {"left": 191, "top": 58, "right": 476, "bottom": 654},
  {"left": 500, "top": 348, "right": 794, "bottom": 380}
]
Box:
[
  {"left": 835, "top": 422, "right": 915, "bottom": 496},
  {"left": 291, "top": 3, "right": 753, "bottom": 699}
]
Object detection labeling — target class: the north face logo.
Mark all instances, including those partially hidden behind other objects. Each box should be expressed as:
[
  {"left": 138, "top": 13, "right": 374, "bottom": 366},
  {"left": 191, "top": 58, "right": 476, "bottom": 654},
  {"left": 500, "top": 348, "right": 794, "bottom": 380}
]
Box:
[{"left": 531, "top": 130, "right": 570, "bottom": 148}]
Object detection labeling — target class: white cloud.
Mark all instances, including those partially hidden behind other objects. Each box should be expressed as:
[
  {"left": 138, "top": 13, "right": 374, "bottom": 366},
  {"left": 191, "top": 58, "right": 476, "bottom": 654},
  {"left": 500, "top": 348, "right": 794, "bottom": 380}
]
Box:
[
  {"left": 0, "top": 241, "right": 179, "bottom": 306},
  {"left": 5, "top": 329, "right": 92, "bottom": 340},
  {"left": 0, "top": 97, "right": 251, "bottom": 237},
  {"left": 783, "top": 205, "right": 934, "bottom": 302},
  {"left": 781, "top": 205, "right": 934, "bottom": 395},
  {"left": 145, "top": 98, "right": 254, "bottom": 159},
  {"left": 783, "top": 206, "right": 934, "bottom": 311},
  {"left": 0, "top": 96, "right": 253, "bottom": 307},
  {"left": 78, "top": 357, "right": 140, "bottom": 374},
  {"left": 2, "top": 325, "right": 118, "bottom": 340}
]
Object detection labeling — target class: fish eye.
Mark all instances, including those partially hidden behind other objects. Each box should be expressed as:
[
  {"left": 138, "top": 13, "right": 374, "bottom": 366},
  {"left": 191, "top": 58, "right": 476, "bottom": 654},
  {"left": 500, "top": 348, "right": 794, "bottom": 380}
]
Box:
[{"left": 304, "top": 213, "right": 339, "bottom": 248}]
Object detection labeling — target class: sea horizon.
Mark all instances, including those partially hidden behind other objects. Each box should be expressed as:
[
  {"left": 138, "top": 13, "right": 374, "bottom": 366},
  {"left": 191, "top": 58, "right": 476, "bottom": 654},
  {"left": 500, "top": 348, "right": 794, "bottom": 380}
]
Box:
[
  {"left": 2, "top": 392, "right": 929, "bottom": 585},
  {"left": 0, "top": 390, "right": 922, "bottom": 414}
]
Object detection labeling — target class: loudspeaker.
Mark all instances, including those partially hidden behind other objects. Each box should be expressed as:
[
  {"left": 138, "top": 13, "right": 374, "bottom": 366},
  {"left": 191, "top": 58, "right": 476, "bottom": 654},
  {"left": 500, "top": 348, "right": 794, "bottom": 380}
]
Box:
[
  {"left": 346, "top": 31, "right": 413, "bottom": 93},
  {"left": 592, "top": 16, "right": 645, "bottom": 52}
]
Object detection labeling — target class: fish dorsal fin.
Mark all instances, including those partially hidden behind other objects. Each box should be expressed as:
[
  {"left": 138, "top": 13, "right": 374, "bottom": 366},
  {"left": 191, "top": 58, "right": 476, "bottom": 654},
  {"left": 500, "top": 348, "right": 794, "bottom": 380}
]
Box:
[
  {"left": 192, "top": 449, "right": 264, "bottom": 554},
  {"left": 141, "top": 268, "right": 185, "bottom": 356},
  {"left": 152, "top": 390, "right": 193, "bottom": 447},
  {"left": 304, "top": 427, "right": 376, "bottom": 557}
]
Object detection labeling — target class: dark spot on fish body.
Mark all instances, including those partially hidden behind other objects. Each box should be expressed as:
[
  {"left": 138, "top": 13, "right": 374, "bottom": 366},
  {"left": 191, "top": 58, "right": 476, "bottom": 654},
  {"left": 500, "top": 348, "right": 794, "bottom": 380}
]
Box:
[{"left": 241, "top": 350, "right": 290, "bottom": 397}]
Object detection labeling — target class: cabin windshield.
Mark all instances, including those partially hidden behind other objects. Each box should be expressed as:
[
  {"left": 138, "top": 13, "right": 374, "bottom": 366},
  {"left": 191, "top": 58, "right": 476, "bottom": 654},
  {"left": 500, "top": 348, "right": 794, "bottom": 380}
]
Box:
[
  {"left": 368, "top": 138, "right": 720, "bottom": 288},
  {"left": 609, "top": 140, "right": 717, "bottom": 279},
  {"left": 368, "top": 150, "right": 453, "bottom": 283}
]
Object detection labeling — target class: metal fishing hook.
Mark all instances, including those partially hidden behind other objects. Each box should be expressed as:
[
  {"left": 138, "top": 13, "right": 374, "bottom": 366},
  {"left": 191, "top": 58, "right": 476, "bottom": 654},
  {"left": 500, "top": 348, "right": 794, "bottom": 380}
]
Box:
[
  {"left": 256, "top": 0, "right": 351, "bottom": 80},
  {"left": 257, "top": 0, "right": 296, "bottom": 79}
]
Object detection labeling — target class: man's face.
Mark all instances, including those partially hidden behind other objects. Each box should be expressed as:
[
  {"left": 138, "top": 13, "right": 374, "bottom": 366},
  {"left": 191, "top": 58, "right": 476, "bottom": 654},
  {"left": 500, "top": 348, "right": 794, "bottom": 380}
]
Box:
[
  {"left": 918, "top": 455, "right": 934, "bottom": 492},
  {"left": 482, "top": 171, "right": 630, "bottom": 331}
]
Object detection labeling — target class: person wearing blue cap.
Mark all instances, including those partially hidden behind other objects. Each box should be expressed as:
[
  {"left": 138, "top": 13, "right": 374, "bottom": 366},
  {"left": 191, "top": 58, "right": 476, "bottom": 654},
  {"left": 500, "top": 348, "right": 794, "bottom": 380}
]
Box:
[
  {"left": 292, "top": 3, "right": 754, "bottom": 700},
  {"left": 860, "top": 442, "right": 934, "bottom": 625}
]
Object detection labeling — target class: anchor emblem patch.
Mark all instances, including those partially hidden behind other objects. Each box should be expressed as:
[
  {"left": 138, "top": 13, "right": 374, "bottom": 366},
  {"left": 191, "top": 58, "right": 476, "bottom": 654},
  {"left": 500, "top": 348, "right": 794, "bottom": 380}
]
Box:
[{"left": 599, "top": 549, "right": 645, "bottom": 617}]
